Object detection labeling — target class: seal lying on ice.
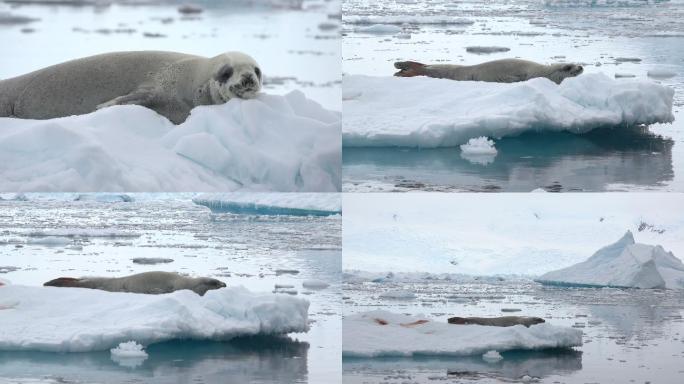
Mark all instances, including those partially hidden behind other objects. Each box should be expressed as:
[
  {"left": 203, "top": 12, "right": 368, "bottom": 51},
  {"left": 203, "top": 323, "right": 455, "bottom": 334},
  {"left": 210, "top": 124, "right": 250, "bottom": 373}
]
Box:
[
  {"left": 43, "top": 271, "right": 226, "bottom": 296},
  {"left": 448, "top": 316, "right": 546, "bottom": 328},
  {"left": 394, "top": 58, "right": 583, "bottom": 84},
  {"left": 0, "top": 50, "right": 262, "bottom": 124}
]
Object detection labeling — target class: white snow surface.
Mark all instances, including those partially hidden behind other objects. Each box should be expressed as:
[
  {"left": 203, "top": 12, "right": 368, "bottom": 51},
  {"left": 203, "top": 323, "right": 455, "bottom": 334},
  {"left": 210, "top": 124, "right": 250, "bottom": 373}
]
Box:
[
  {"left": 342, "top": 73, "right": 674, "bottom": 148},
  {"left": 110, "top": 341, "right": 148, "bottom": 358},
  {"left": 460, "top": 137, "right": 498, "bottom": 155},
  {"left": 537, "top": 231, "right": 684, "bottom": 289},
  {"left": 0, "top": 285, "right": 309, "bottom": 352},
  {"left": 0, "top": 91, "right": 341, "bottom": 192},
  {"left": 342, "top": 310, "right": 582, "bottom": 358},
  {"left": 193, "top": 192, "right": 341, "bottom": 214}
]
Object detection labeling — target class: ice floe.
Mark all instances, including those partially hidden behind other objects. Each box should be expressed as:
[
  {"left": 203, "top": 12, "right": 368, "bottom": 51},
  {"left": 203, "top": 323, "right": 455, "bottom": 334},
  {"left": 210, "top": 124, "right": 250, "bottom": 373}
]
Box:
[
  {"left": 192, "top": 193, "right": 341, "bottom": 216},
  {"left": 27, "top": 229, "right": 140, "bottom": 238},
  {"left": 302, "top": 279, "right": 330, "bottom": 289},
  {"left": 345, "top": 15, "right": 474, "bottom": 25},
  {"left": 342, "top": 310, "right": 582, "bottom": 357},
  {"left": 647, "top": 69, "right": 677, "bottom": 79},
  {"left": 353, "top": 24, "right": 402, "bottom": 34},
  {"left": 0, "top": 285, "right": 309, "bottom": 352},
  {"left": 0, "top": 91, "right": 340, "bottom": 192},
  {"left": 460, "top": 136, "right": 498, "bottom": 155},
  {"left": 110, "top": 341, "right": 148, "bottom": 359},
  {"left": 343, "top": 73, "right": 674, "bottom": 148},
  {"left": 536, "top": 231, "right": 684, "bottom": 289}
]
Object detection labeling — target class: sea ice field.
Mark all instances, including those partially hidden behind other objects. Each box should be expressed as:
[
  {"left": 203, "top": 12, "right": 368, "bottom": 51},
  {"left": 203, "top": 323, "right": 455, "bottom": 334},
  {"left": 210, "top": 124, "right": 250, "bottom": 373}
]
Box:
[
  {"left": 342, "top": 193, "right": 684, "bottom": 383},
  {"left": 0, "top": 193, "right": 342, "bottom": 384},
  {"left": 342, "top": 0, "right": 684, "bottom": 192},
  {"left": 0, "top": 0, "right": 341, "bottom": 192}
]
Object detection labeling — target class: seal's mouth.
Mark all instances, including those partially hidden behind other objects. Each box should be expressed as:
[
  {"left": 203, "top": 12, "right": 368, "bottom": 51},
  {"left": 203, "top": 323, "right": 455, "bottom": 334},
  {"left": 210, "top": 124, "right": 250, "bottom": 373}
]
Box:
[{"left": 229, "top": 74, "right": 260, "bottom": 99}]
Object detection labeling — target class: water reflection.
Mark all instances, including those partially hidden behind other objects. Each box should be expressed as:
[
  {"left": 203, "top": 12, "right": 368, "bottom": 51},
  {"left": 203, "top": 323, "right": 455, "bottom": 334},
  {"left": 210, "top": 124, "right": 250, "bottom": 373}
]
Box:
[
  {"left": 0, "top": 337, "right": 309, "bottom": 384},
  {"left": 343, "top": 350, "right": 582, "bottom": 381},
  {"left": 343, "top": 126, "right": 674, "bottom": 192}
]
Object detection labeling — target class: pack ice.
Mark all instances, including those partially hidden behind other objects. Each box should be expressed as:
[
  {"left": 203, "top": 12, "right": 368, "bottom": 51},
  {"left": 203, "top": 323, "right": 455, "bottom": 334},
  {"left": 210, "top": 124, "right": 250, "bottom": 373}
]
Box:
[
  {"left": 0, "top": 285, "right": 309, "bottom": 352},
  {"left": 343, "top": 73, "right": 673, "bottom": 148},
  {"left": 536, "top": 231, "right": 684, "bottom": 289},
  {"left": 342, "top": 310, "right": 582, "bottom": 358},
  {"left": 193, "top": 192, "right": 341, "bottom": 216},
  {"left": 0, "top": 91, "right": 340, "bottom": 192}
]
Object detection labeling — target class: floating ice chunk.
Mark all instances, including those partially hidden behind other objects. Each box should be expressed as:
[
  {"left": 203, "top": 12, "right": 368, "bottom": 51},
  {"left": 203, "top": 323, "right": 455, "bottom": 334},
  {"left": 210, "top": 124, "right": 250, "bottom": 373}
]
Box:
[
  {"left": 342, "top": 310, "right": 582, "bottom": 357},
  {"left": 275, "top": 284, "right": 295, "bottom": 289},
  {"left": 482, "top": 350, "right": 503, "bottom": 362},
  {"left": 0, "top": 285, "right": 309, "bottom": 352},
  {"left": 0, "top": 91, "right": 340, "bottom": 192},
  {"left": 26, "top": 237, "right": 72, "bottom": 247},
  {"left": 460, "top": 137, "right": 498, "bottom": 155},
  {"left": 536, "top": 231, "right": 684, "bottom": 289},
  {"left": 27, "top": 229, "right": 140, "bottom": 238},
  {"left": 343, "top": 73, "right": 674, "bottom": 148},
  {"left": 131, "top": 257, "right": 173, "bottom": 265},
  {"left": 302, "top": 279, "right": 330, "bottom": 289},
  {"left": 110, "top": 341, "right": 148, "bottom": 358},
  {"left": 466, "top": 46, "right": 511, "bottom": 54},
  {"left": 193, "top": 193, "right": 341, "bottom": 216},
  {"left": 615, "top": 57, "right": 642, "bottom": 63},
  {"left": 345, "top": 15, "right": 473, "bottom": 25},
  {"left": 615, "top": 73, "right": 636, "bottom": 78},
  {"left": 647, "top": 69, "right": 676, "bottom": 79},
  {"left": 379, "top": 289, "right": 416, "bottom": 300},
  {"left": 353, "top": 24, "right": 402, "bottom": 34}
]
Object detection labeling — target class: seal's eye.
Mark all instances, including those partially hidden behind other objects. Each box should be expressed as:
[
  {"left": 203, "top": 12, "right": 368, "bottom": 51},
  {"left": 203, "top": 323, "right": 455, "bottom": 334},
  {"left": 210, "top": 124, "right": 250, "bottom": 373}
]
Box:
[
  {"left": 214, "top": 65, "right": 233, "bottom": 84},
  {"left": 254, "top": 67, "right": 262, "bottom": 80}
]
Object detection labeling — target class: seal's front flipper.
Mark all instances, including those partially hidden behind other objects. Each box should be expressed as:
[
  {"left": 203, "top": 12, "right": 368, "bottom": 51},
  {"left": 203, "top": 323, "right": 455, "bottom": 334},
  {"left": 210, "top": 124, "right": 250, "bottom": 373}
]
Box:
[
  {"left": 97, "top": 89, "right": 157, "bottom": 110},
  {"left": 394, "top": 61, "right": 426, "bottom": 77}
]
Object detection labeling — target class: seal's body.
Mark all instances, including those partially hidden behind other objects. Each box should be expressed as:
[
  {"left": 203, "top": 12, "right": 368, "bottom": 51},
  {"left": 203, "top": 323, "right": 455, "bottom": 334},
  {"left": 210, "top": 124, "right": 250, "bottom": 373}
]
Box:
[
  {"left": 43, "top": 271, "right": 226, "bottom": 296},
  {"left": 447, "top": 316, "right": 545, "bottom": 328},
  {"left": 0, "top": 51, "right": 262, "bottom": 124},
  {"left": 394, "top": 59, "right": 583, "bottom": 84}
]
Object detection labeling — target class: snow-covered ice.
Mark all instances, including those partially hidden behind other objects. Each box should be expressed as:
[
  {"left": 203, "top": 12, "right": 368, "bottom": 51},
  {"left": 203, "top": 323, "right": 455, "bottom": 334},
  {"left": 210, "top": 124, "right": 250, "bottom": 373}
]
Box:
[
  {"left": 482, "top": 350, "right": 503, "bottom": 362},
  {"left": 536, "top": 231, "right": 684, "bottom": 289},
  {"left": 0, "top": 91, "right": 341, "bottom": 192},
  {"left": 0, "top": 285, "right": 309, "bottom": 352},
  {"left": 343, "top": 73, "right": 673, "bottom": 148},
  {"left": 193, "top": 193, "right": 341, "bottom": 216},
  {"left": 342, "top": 310, "right": 582, "bottom": 358},
  {"left": 378, "top": 289, "right": 416, "bottom": 300}
]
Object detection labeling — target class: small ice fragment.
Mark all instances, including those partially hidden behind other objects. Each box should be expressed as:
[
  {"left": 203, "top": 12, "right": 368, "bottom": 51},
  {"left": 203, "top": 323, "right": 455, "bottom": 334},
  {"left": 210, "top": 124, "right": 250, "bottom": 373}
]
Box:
[
  {"left": 302, "top": 279, "right": 330, "bottom": 289},
  {"left": 318, "top": 21, "right": 339, "bottom": 31},
  {"left": 615, "top": 73, "right": 636, "bottom": 78},
  {"left": 460, "top": 137, "right": 498, "bottom": 155},
  {"left": 275, "top": 284, "right": 295, "bottom": 289},
  {"left": 178, "top": 4, "right": 203, "bottom": 14},
  {"left": 501, "top": 308, "right": 522, "bottom": 312},
  {"left": 615, "top": 57, "right": 641, "bottom": 63},
  {"left": 276, "top": 269, "right": 300, "bottom": 276},
  {"left": 110, "top": 341, "right": 148, "bottom": 358},
  {"left": 647, "top": 69, "right": 676, "bottom": 79},
  {"left": 395, "top": 32, "right": 411, "bottom": 39},
  {"left": 354, "top": 24, "right": 402, "bottom": 34},
  {"left": 482, "top": 350, "right": 503, "bottom": 362},
  {"left": 466, "top": 46, "right": 510, "bottom": 54},
  {"left": 273, "top": 288, "right": 298, "bottom": 295},
  {"left": 131, "top": 257, "right": 173, "bottom": 265},
  {"left": 379, "top": 289, "right": 416, "bottom": 300}
]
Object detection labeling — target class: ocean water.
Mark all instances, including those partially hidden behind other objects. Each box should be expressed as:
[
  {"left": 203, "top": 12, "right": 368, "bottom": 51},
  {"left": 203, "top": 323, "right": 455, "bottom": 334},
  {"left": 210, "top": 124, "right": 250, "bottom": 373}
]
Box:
[
  {"left": 342, "top": 0, "right": 684, "bottom": 191},
  {"left": 0, "top": 194, "right": 341, "bottom": 384},
  {"left": 0, "top": 0, "right": 341, "bottom": 110}
]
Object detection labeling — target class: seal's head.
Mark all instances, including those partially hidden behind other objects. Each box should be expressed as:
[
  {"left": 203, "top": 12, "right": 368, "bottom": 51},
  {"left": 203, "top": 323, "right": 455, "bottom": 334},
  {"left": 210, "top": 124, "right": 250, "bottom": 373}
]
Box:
[
  {"left": 547, "top": 63, "right": 583, "bottom": 84},
  {"left": 191, "top": 277, "right": 227, "bottom": 296},
  {"left": 209, "top": 52, "right": 262, "bottom": 101}
]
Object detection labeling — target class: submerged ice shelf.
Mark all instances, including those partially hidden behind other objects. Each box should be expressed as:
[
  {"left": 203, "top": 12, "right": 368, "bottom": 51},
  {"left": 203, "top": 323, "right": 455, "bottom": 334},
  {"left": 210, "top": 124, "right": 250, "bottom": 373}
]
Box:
[
  {"left": 0, "top": 91, "right": 341, "bottom": 192},
  {"left": 343, "top": 73, "right": 674, "bottom": 148},
  {"left": 537, "top": 231, "right": 684, "bottom": 289},
  {"left": 343, "top": 310, "right": 582, "bottom": 358},
  {"left": 0, "top": 285, "right": 309, "bottom": 352},
  {"left": 193, "top": 193, "right": 341, "bottom": 216}
]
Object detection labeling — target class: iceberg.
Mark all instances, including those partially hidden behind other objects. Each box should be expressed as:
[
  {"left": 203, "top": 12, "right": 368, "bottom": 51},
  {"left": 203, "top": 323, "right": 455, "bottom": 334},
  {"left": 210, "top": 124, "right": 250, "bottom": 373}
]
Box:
[
  {"left": 536, "top": 231, "right": 684, "bottom": 289},
  {"left": 343, "top": 310, "right": 582, "bottom": 358},
  {"left": 0, "top": 285, "right": 309, "bottom": 352},
  {"left": 342, "top": 73, "right": 674, "bottom": 148},
  {"left": 192, "top": 192, "right": 341, "bottom": 216},
  {"left": 0, "top": 91, "right": 340, "bottom": 192}
]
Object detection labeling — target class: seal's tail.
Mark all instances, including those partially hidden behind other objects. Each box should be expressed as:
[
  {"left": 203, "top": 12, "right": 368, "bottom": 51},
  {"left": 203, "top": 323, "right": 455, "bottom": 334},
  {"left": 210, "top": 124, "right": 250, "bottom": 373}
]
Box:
[
  {"left": 394, "top": 61, "right": 427, "bottom": 77},
  {"left": 44, "top": 277, "right": 81, "bottom": 287}
]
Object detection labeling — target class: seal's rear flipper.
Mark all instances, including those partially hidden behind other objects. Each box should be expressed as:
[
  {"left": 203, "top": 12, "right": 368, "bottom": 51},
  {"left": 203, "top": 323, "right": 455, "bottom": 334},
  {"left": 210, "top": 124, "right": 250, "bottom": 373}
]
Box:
[
  {"left": 394, "top": 61, "right": 427, "bottom": 77},
  {"left": 44, "top": 277, "right": 81, "bottom": 287},
  {"left": 97, "top": 89, "right": 156, "bottom": 110}
]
